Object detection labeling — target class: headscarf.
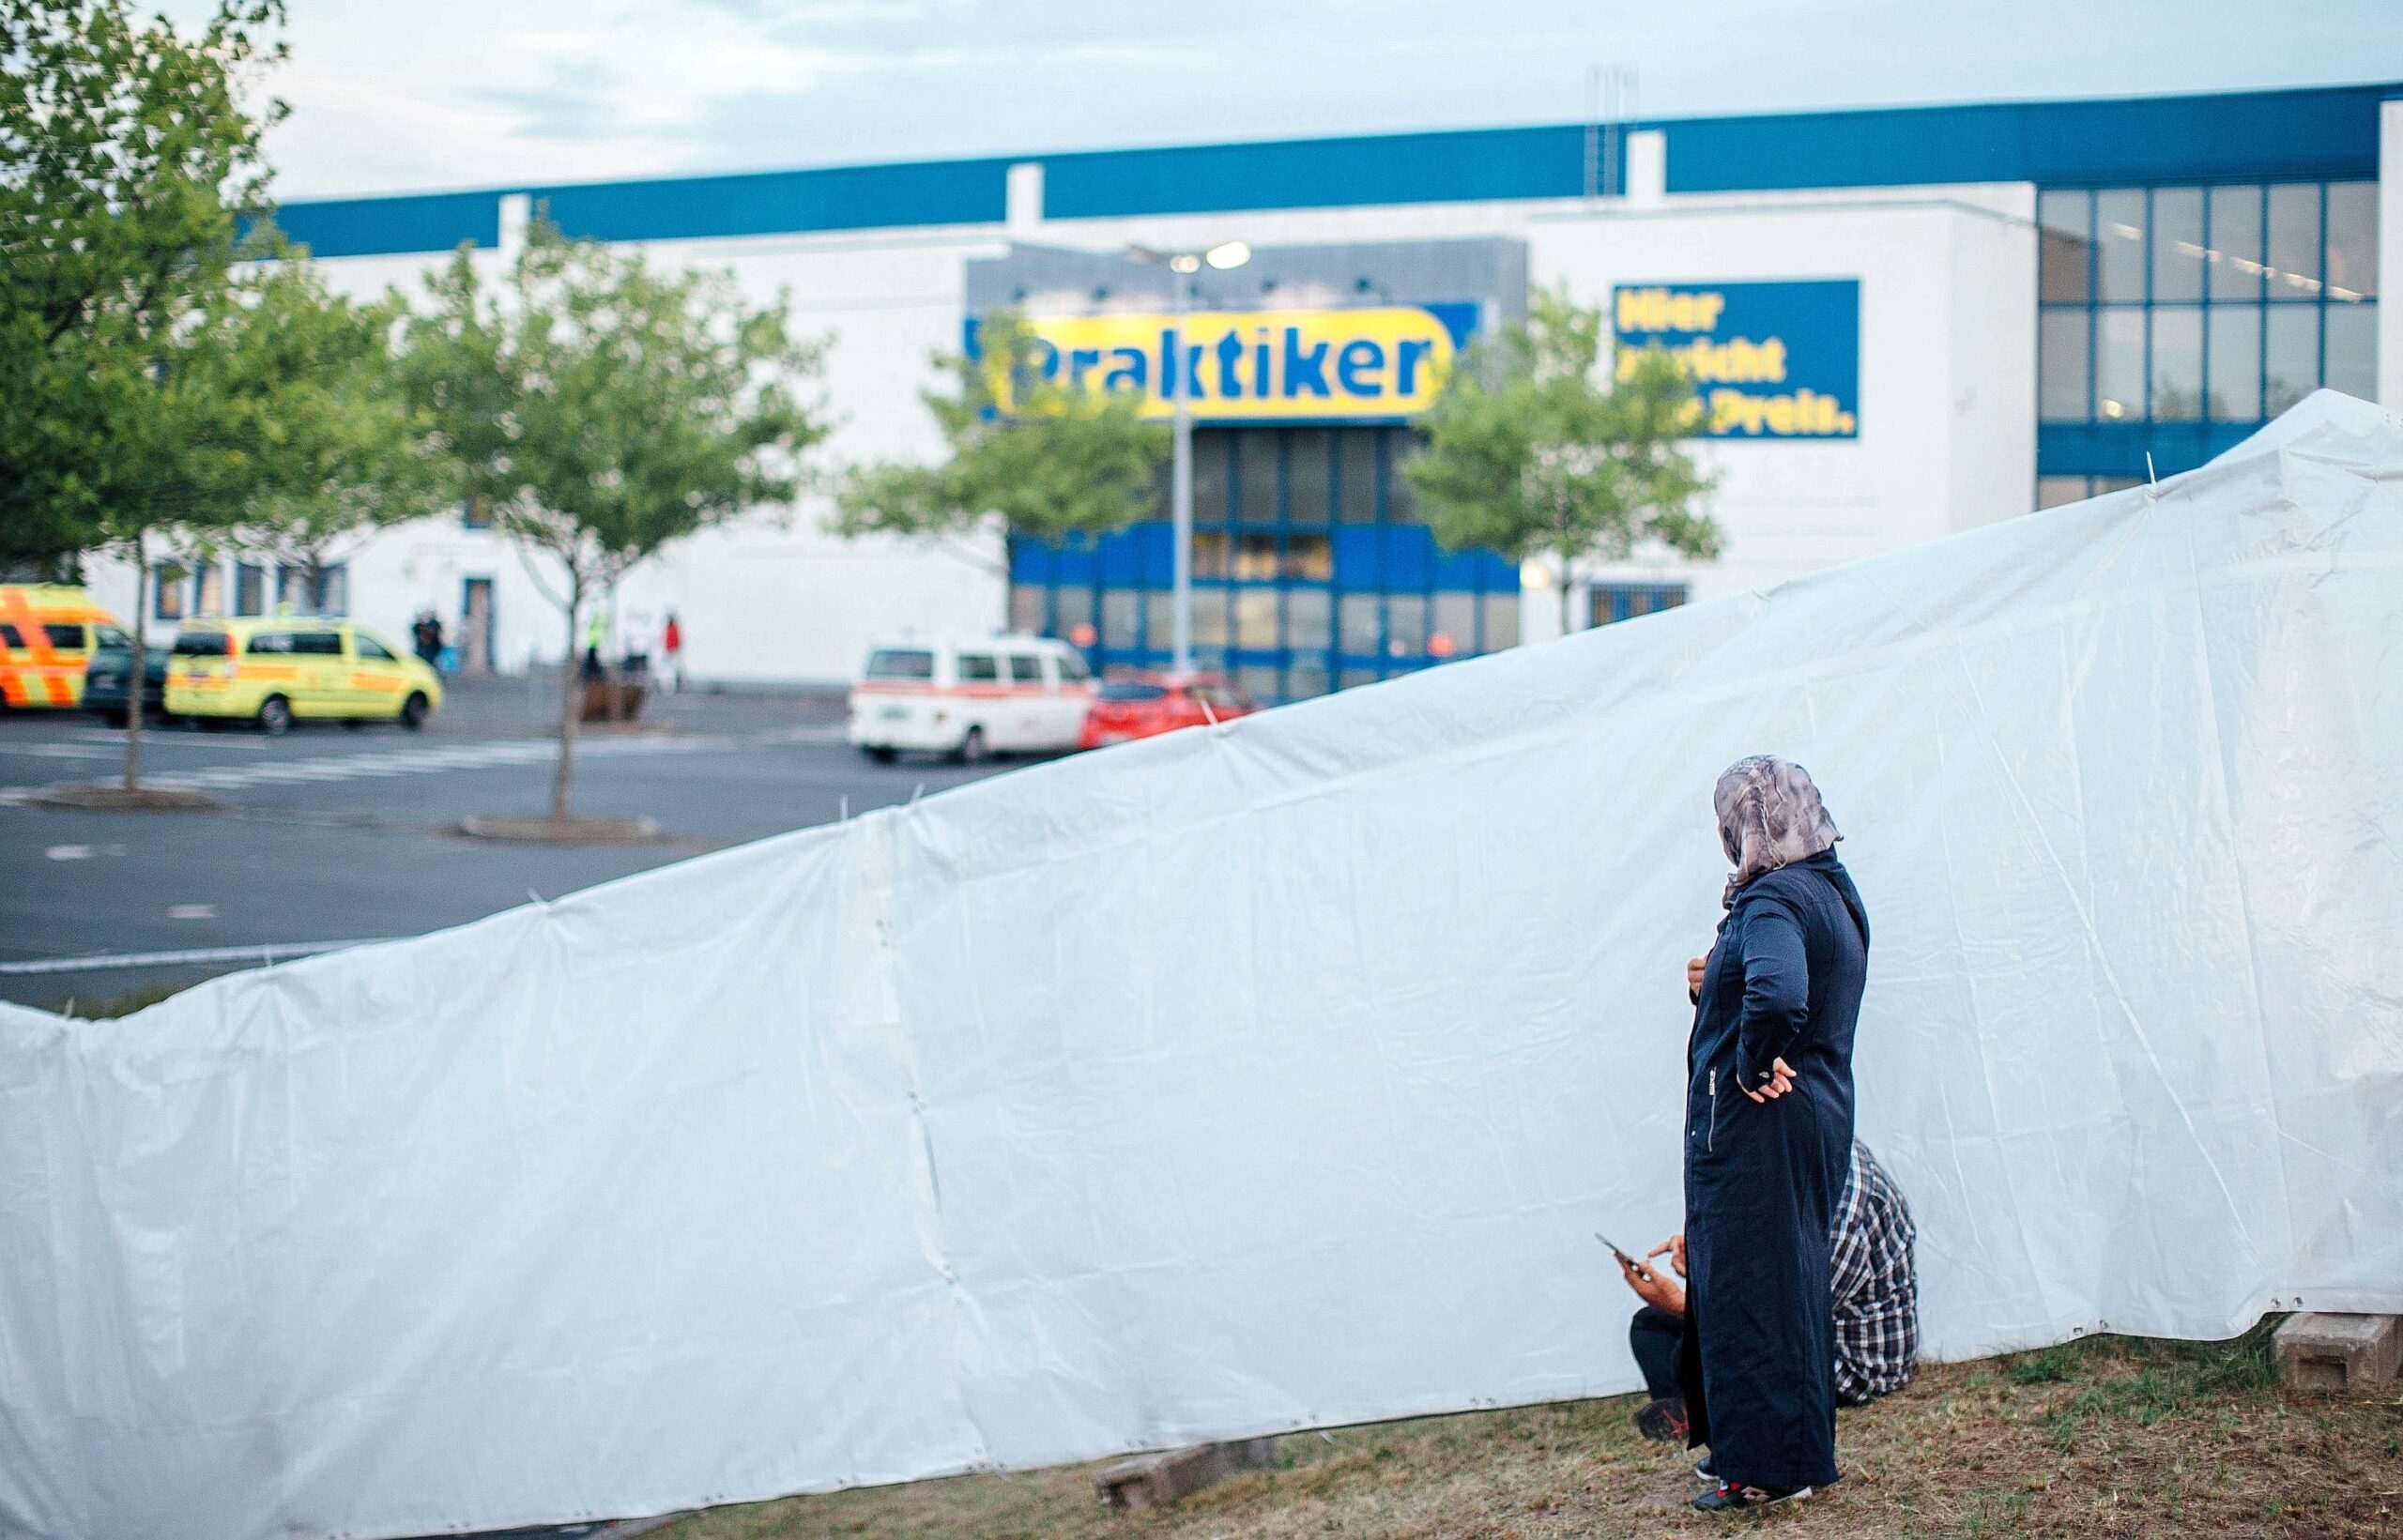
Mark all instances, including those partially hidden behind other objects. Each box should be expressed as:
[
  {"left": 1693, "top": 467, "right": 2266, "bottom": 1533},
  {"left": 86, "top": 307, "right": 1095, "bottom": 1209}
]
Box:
[{"left": 1714, "top": 755, "right": 1841, "bottom": 907}]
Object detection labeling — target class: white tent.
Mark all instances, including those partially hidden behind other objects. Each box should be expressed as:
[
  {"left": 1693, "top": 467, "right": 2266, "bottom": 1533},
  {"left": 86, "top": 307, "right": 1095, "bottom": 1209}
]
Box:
[{"left": 2, "top": 391, "right": 2398, "bottom": 1539}]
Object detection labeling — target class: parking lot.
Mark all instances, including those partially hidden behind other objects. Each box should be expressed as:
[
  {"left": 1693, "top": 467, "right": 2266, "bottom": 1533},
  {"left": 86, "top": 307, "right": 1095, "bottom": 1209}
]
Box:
[{"left": 0, "top": 677, "right": 1021, "bottom": 1010}]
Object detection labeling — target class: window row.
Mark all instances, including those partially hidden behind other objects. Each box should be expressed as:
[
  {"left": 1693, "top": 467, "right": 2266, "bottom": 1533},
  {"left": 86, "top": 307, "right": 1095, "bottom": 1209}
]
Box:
[
  {"left": 152, "top": 559, "right": 349, "bottom": 622},
  {"left": 2038, "top": 301, "right": 2377, "bottom": 423},
  {"left": 1007, "top": 585, "right": 1521, "bottom": 701},
  {"left": 1185, "top": 425, "right": 1422, "bottom": 527},
  {"left": 2039, "top": 183, "right": 2377, "bottom": 307}
]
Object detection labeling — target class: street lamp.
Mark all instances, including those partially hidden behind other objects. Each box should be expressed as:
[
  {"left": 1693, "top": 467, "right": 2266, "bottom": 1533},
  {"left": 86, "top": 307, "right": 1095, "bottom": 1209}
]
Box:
[{"left": 1128, "top": 240, "right": 1250, "bottom": 673}]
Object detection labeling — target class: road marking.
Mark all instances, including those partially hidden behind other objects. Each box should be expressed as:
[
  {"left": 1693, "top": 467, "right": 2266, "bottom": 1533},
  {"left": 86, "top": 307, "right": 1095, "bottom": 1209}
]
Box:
[
  {"left": 0, "top": 728, "right": 845, "bottom": 807},
  {"left": 0, "top": 938, "right": 398, "bottom": 977},
  {"left": 45, "top": 845, "right": 90, "bottom": 861},
  {"left": 166, "top": 904, "right": 216, "bottom": 921},
  {"left": 0, "top": 744, "right": 114, "bottom": 759}
]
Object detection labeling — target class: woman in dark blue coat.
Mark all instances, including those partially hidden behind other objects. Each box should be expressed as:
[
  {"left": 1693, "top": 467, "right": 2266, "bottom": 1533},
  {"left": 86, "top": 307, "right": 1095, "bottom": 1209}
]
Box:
[{"left": 1677, "top": 756, "right": 1870, "bottom": 1513}]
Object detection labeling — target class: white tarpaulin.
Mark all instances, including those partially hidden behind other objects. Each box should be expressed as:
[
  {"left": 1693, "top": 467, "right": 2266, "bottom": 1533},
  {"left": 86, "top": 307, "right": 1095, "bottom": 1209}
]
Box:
[{"left": 3, "top": 390, "right": 2399, "bottom": 1538}]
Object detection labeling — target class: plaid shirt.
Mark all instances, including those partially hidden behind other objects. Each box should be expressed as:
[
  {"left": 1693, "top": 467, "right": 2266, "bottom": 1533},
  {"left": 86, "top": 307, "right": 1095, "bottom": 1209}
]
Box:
[{"left": 1829, "top": 1139, "right": 1918, "bottom": 1403}]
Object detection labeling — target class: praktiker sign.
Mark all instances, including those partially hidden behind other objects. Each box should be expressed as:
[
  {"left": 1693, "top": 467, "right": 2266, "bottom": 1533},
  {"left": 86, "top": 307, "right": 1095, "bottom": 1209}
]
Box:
[{"left": 970, "top": 303, "right": 1480, "bottom": 421}]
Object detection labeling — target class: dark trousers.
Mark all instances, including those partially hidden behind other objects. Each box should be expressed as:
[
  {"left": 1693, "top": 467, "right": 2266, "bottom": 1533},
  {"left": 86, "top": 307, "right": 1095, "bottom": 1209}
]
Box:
[{"left": 1630, "top": 1305, "right": 1685, "bottom": 1402}]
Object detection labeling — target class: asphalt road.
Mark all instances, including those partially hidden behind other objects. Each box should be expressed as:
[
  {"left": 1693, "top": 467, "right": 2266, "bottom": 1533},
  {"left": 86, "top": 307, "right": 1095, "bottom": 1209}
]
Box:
[{"left": 0, "top": 678, "right": 1023, "bottom": 1011}]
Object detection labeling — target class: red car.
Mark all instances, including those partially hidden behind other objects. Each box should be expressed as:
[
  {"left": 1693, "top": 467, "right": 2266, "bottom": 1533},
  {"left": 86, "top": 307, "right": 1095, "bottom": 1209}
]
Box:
[{"left": 1078, "top": 673, "right": 1259, "bottom": 749}]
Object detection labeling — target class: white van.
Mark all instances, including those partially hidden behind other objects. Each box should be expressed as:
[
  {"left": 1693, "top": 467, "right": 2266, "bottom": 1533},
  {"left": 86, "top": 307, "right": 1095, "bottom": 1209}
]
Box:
[{"left": 847, "top": 635, "right": 1094, "bottom": 762}]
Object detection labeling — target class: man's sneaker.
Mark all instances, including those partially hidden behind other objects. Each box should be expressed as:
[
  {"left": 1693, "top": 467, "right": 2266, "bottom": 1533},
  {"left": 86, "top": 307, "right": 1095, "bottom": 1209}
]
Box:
[
  {"left": 1692, "top": 1479, "right": 1814, "bottom": 1513},
  {"left": 1633, "top": 1397, "right": 1689, "bottom": 1443},
  {"left": 1694, "top": 1455, "right": 1715, "bottom": 1482}
]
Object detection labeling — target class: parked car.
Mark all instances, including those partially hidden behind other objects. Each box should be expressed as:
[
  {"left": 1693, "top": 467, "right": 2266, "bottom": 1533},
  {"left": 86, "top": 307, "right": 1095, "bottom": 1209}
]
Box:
[
  {"left": 848, "top": 635, "right": 1094, "bottom": 762},
  {"left": 81, "top": 625, "right": 169, "bottom": 725},
  {"left": 1077, "top": 673, "right": 1259, "bottom": 749},
  {"left": 162, "top": 617, "right": 443, "bottom": 734},
  {"left": 0, "top": 584, "right": 121, "bottom": 711}
]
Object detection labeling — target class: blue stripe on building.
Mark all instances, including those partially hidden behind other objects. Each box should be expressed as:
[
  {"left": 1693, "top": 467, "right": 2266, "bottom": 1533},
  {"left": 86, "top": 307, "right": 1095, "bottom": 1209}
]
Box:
[{"left": 264, "top": 84, "right": 2394, "bottom": 258}]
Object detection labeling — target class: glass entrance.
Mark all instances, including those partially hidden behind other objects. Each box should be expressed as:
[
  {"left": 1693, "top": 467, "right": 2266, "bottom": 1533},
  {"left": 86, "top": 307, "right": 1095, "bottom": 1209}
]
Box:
[{"left": 1008, "top": 425, "right": 1519, "bottom": 703}]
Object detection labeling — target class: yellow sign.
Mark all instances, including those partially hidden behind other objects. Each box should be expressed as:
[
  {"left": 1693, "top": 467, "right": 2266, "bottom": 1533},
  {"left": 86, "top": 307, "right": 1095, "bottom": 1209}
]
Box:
[{"left": 993, "top": 306, "right": 1466, "bottom": 420}]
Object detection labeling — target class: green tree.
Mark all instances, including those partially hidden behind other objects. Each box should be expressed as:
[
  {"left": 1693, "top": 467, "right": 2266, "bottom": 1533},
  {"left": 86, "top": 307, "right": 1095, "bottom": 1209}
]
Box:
[
  {"left": 403, "top": 222, "right": 830, "bottom": 823},
  {"left": 0, "top": 0, "right": 285, "bottom": 571},
  {"left": 1402, "top": 287, "right": 1721, "bottom": 639},
  {"left": 236, "top": 267, "right": 454, "bottom": 603},
  {"left": 833, "top": 311, "right": 1170, "bottom": 570},
  {"left": 1, "top": 0, "right": 293, "bottom": 789}
]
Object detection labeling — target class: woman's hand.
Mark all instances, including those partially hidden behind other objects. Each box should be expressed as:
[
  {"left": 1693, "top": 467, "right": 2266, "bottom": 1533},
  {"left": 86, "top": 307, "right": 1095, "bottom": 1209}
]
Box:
[
  {"left": 1686, "top": 956, "right": 1706, "bottom": 1002},
  {"left": 1740, "top": 1057, "right": 1796, "bottom": 1103}
]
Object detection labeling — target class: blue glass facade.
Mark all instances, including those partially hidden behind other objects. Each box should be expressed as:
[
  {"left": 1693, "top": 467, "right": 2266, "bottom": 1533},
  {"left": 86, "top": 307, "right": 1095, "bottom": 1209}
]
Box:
[
  {"left": 2035, "top": 179, "right": 2378, "bottom": 496},
  {"left": 1008, "top": 426, "right": 1519, "bottom": 703}
]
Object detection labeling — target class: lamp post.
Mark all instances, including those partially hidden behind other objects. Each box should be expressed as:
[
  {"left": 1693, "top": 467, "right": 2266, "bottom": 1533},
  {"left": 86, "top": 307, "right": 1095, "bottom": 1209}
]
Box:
[{"left": 1129, "top": 240, "right": 1250, "bottom": 674}]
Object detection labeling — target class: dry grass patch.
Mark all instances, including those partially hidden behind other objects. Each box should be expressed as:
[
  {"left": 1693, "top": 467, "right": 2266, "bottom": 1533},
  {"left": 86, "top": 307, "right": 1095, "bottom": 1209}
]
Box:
[{"left": 658, "top": 1323, "right": 2403, "bottom": 1539}]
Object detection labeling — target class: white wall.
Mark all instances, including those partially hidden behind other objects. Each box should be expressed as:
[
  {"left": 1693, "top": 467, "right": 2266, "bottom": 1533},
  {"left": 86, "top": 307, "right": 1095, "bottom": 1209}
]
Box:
[{"left": 1517, "top": 191, "right": 2038, "bottom": 640}]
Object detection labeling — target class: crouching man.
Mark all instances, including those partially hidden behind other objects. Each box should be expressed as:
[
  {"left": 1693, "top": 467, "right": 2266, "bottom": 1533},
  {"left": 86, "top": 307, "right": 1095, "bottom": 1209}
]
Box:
[{"left": 1618, "top": 1137, "right": 1918, "bottom": 1447}]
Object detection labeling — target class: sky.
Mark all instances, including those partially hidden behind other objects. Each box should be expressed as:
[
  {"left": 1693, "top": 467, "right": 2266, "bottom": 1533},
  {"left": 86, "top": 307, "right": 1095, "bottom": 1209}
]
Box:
[{"left": 182, "top": 0, "right": 2403, "bottom": 201}]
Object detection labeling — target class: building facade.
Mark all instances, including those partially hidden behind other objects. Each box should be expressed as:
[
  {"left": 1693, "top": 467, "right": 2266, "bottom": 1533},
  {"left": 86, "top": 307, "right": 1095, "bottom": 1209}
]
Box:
[{"left": 82, "top": 84, "right": 2399, "bottom": 696}]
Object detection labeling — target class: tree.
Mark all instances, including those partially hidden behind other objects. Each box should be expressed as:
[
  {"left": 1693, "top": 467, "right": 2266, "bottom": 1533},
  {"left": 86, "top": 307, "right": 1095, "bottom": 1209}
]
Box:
[
  {"left": 0, "top": 0, "right": 285, "bottom": 570},
  {"left": 236, "top": 267, "right": 454, "bottom": 603},
  {"left": 1402, "top": 287, "right": 1721, "bottom": 639},
  {"left": 403, "top": 221, "right": 829, "bottom": 823},
  {"left": 832, "top": 311, "right": 1170, "bottom": 571}
]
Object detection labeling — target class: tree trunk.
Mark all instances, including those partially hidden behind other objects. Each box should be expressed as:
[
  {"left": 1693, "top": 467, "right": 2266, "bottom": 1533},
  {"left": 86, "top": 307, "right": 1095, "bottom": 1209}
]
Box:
[
  {"left": 550, "top": 584, "right": 583, "bottom": 822},
  {"left": 1557, "top": 570, "right": 1573, "bottom": 641},
  {"left": 603, "top": 580, "right": 625, "bottom": 724},
  {"left": 123, "top": 531, "right": 147, "bottom": 792}
]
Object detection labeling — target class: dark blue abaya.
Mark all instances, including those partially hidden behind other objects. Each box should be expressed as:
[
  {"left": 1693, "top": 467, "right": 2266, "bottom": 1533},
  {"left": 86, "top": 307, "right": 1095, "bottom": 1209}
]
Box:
[{"left": 1676, "top": 847, "right": 1869, "bottom": 1492}]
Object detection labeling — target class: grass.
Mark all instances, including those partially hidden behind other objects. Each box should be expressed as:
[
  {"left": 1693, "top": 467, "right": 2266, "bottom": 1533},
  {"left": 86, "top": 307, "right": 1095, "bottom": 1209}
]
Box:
[{"left": 654, "top": 1321, "right": 2403, "bottom": 1539}]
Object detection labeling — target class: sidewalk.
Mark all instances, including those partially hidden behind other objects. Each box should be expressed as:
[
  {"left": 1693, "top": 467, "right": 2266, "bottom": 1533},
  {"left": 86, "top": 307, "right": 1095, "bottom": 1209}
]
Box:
[{"left": 427, "top": 670, "right": 847, "bottom": 740}]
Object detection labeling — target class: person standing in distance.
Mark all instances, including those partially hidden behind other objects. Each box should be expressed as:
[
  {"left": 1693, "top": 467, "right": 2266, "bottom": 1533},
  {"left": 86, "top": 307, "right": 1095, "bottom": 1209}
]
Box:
[{"left": 1678, "top": 755, "right": 1870, "bottom": 1513}]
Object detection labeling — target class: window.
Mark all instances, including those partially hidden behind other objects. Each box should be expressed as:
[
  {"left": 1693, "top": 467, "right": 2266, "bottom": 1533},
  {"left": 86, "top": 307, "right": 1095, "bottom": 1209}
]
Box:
[
  {"left": 2035, "top": 181, "right": 2378, "bottom": 460},
  {"left": 1055, "top": 651, "right": 1091, "bottom": 682},
  {"left": 2207, "top": 306, "right": 2261, "bottom": 419},
  {"left": 0, "top": 624, "right": 20, "bottom": 648},
  {"left": 234, "top": 562, "right": 267, "bottom": 618},
  {"left": 173, "top": 630, "right": 232, "bottom": 656},
  {"left": 43, "top": 623, "right": 87, "bottom": 650},
  {"left": 1591, "top": 584, "right": 1690, "bottom": 627},
  {"left": 94, "top": 625, "right": 129, "bottom": 649},
  {"left": 2036, "top": 476, "right": 2089, "bottom": 511},
  {"left": 290, "top": 631, "right": 345, "bottom": 657},
  {"left": 153, "top": 562, "right": 189, "bottom": 620},
  {"left": 1008, "top": 585, "right": 1046, "bottom": 636},
  {"left": 248, "top": 631, "right": 296, "bottom": 655},
  {"left": 2037, "top": 191, "right": 2092, "bottom": 303},
  {"left": 2038, "top": 311, "right": 2089, "bottom": 420},
  {"left": 1007, "top": 655, "right": 1044, "bottom": 683},
  {"left": 461, "top": 496, "right": 492, "bottom": 530},
  {"left": 864, "top": 648, "right": 934, "bottom": 680},
  {"left": 194, "top": 562, "right": 225, "bottom": 616},
  {"left": 2150, "top": 306, "right": 2203, "bottom": 420},
  {"left": 354, "top": 633, "right": 397, "bottom": 662},
  {"left": 956, "top": 652, "right": 999, "bottom": 682}
]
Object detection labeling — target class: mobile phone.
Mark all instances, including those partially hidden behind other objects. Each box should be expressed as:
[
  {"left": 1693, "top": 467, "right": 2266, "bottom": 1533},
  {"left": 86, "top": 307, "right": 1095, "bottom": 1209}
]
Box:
[{"left": 1594, "top": 1231, "right": 1636, "bottom": 1264}]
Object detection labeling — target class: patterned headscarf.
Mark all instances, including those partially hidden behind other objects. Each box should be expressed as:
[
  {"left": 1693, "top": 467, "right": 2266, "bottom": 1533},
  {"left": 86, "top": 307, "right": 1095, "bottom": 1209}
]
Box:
[{"left": 1714, "top": 755, "right": 1842, "bottom": 907}]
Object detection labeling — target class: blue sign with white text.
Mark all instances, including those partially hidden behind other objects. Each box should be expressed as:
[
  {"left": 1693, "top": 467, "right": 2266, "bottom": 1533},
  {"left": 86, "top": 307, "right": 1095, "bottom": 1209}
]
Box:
[{"left": 1614, "top": 280, "right": 1860, "bottom": 439}]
